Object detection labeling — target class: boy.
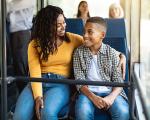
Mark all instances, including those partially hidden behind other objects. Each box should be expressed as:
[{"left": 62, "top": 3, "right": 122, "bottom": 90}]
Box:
[{"left": 73, "top": 17, "right": 129, "bottom": 120}]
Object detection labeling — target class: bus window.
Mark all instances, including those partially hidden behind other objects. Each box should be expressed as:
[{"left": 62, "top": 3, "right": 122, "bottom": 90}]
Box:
[{"left": 140, "top": 0, "right": 150, "bottom": 115}]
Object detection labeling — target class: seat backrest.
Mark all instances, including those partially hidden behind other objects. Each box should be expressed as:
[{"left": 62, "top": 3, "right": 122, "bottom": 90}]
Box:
[
  {"left": 104, "top": 18, "right": 129, "bottom": 83},
  {"left": 65, "top": 18, "right": 84, "bottom": 35},
  {"left": 104, "top": 18, "right": 128, "bottom": 56}
]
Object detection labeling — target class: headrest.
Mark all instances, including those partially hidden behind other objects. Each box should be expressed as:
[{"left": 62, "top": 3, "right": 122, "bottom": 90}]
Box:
[
  {"left": 65, "top": 18, "right": 84, "bottom": 35},
  {"left": 105, "top": 18, "right": 126, "bottom": 38}
]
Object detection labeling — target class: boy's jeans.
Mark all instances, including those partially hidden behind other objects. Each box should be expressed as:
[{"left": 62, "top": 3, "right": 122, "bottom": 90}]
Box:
[
  {"left": 13, "top": 73, "right": 70, "bottom": 120},
  {"left": 75, "top": 93, "right": 129, "bottom": 120}
]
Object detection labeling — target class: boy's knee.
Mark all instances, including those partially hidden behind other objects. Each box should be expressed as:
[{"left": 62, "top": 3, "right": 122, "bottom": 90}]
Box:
[
  {"left": 119, "top": 108, "right": 129, "bottom": 119},
  {"left": 111, "top": 107, "right": 129, "bottom": 120}
]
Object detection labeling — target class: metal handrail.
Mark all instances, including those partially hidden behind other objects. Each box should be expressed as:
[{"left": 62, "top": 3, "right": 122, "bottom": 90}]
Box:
[
  {"left": 4, "top": 76, "right": 130, "bottom": 87},
  {"left": 133, "top": 63, "right": 150, "bottom": 120},
  {"left": 4, "top": 76, "right": 135, "bottom": 119}
]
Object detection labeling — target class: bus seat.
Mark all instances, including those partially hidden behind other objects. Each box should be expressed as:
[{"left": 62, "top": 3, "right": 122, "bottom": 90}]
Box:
[
  {"left": 65, "top": 18, "right": 84, "bottom": 35},
  {"left": 104, "top": 18, "right": 129, "bottom": 83}
]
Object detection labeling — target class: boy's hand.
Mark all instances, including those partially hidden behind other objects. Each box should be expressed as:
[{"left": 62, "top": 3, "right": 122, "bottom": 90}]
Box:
[
  {"left": 102, "top": 96, "right": 115, "bottom": 110},
  {"left": 91, "top": 94, "right": 107, "bottom": 109},
  {"left": 35, "top": 96, "right": 44, "bottom": 120},
  {"left": 118, "top": 54, "right": 126, "bottom": 80}
]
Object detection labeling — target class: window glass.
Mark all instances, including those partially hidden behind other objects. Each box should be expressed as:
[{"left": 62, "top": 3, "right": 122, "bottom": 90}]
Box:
[{"left": 140, "top": 0, "right": 150, "bottom": 115}]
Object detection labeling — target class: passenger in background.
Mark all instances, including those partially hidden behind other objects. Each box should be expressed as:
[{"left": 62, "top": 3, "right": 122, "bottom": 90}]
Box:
[
  {"left": 13, "top": 5, "right": 126, "bottom": 120},
  {"left": 109, "top": 3, "right": 124, "bottom": 19},
  {"left": 6, "top": 0, "right": 36, "bottom": 92},
  {"left": 73, "top": 17, "right": 129, "bottom": 120},
  {"left": 77, "top": 1, "right": 90, "bottom": 25}
]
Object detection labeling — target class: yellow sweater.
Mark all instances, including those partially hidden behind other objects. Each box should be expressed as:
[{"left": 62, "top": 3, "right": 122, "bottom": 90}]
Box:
[{"left": 28, "top": 32, "right": 83, "bottom": 99}]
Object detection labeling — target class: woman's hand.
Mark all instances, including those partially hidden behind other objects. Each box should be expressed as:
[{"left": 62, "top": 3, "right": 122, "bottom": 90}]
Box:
[
  {"left": 118, "top": 54, "right": 126, "bottom": 80},
  {"left": 35, "top": 96, "right": 44, "bottom": 120}
]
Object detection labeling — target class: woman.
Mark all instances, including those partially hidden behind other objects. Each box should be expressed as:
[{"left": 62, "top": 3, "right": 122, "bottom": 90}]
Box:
[
  {"left": 77, "top": 1, "right": 90, "bottom": 25},
  {"left": 109, "top": 3, "right": 124, "bottom": 19},
  {"left": 13, "top": 5, "right": 126, "bottom": 120}
]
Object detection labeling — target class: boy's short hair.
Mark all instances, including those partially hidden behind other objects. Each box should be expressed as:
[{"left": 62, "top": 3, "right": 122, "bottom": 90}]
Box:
[{"left": 86, "top": 17, "right": 107, "bottom": 32}]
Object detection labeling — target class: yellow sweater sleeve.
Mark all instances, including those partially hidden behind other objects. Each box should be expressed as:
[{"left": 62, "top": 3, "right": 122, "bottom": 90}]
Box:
[
  {"left": 28, "top": 41, "right": 42, "bottom": 99},
  {"left": 66, "top": 32, "right": 84, "bottom": 48},
  {"left": 74, "top": 34, "right": 84, "bottom": 47}
]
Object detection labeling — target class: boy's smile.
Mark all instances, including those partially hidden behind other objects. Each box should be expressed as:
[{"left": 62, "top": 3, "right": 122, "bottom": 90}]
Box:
[{"left": 83, "top": 22, "right": 106, "bottom": 53}]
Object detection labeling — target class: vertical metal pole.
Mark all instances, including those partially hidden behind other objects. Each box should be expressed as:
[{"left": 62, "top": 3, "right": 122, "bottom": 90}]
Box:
[
  {"left": 47, "top": 0, "right": 49, "bottom": 6},
  {"left": 41, "top": 0, "right": 44, "bottom": 8},
  {"left": 37, "top": 0, "right": 43, "bottom": 12},
  {"left": 1, "top": 0, "right": 7, "bottom": 119}
]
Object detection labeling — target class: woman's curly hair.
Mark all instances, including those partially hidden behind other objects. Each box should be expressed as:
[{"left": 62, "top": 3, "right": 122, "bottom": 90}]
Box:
[{"left": 31, "top": 5, "right": 65, "bottom": 61}]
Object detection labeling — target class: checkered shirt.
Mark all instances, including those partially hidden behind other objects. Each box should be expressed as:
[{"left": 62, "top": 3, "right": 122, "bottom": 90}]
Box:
[{"left": 73, "top": 43, "right": 127, "bottom": 99}]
